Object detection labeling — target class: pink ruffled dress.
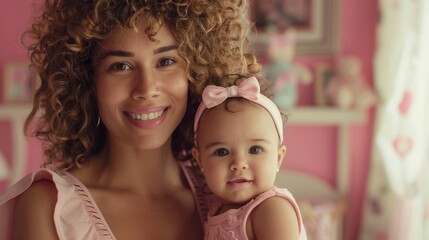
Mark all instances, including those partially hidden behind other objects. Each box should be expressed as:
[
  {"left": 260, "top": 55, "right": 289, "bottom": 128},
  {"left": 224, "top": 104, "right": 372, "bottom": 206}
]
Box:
[
  {"left": 0, "top": 160, "right": 212, "bottom": 240},
  {"left": 205, "top": 187, "right": 308, "bottom": 240}
]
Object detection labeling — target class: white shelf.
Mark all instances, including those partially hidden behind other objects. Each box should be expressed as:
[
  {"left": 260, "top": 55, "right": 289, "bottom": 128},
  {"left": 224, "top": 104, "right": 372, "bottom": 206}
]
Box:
[
  {"left": 0, "top": 103, "right": 32, "bottom": 186},
  {"left": 279, "top": 106, "right": 369, "bottom": 197},
  {"left": 0, "top": 103, "right": 32, "bottom": 119},
  {"left": 282, "top": 107, "right": 367, "bottom": 125}
]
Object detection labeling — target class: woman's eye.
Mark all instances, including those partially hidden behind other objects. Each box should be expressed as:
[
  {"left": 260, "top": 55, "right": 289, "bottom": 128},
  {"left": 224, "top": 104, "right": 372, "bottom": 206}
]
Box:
[
  {"left": 110, "top": 62, "right": 131, "bottom": 71},
  {"left": 159, "top": 58, "right": 176, "bottom": 67},
  {"left": 215, "top": 148, "right": 229, "bottom": 157},
  {"left": 249, "top": 146, "right": 263, "bottom": 154}
]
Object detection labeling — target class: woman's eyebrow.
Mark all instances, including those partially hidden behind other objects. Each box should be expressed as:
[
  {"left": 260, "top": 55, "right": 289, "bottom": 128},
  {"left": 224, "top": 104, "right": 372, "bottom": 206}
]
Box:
[
  {"left": 154, "top": 45, "right": 178, "bottom": 54},
  {"left": 99, "top": 50, "right": 134, "bottom": 59},
  {"left": 98, "top": 45, "right": 178, "bottom": 60}
]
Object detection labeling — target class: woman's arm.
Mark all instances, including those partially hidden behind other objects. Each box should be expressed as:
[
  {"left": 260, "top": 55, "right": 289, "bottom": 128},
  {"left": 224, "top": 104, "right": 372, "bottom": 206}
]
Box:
[
  {"left": 13, "top": 180, "right": 59, "bottom": 240},
  {"left": 250, "top": 196, "right": 300, "bottom": 240}
]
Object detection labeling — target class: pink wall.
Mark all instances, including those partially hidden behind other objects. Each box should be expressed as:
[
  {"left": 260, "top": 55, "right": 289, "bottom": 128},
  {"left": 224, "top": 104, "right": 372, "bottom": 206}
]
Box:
[
  {"left": 284, "top": 0, "right": 377, "bottom": 239},
  {"left": 0, "top": 1, "right": 42, "bottom": 191},
  {"left": 0, "top": 1, "right": 33, "bottom": 74},
  {"left": 0, "top": 0, "right": 378, "bottom": 239},
  {"left": 342, "top": 0, "right": 377, "bottom": 237}
]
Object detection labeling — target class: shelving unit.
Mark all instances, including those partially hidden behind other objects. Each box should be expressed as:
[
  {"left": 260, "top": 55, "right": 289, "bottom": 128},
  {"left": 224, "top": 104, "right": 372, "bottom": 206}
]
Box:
[
  {"left": 0, "top": 104, "right": 32, "bottom": 185},
  {"left": 281, "top": 106, "right": 368, "bottom": 196},
  {"left": 0, "top": 104, "right": 32, "bottom": 118},
  {"left": 285, "top": 106, "right": 367, "bottom": 125}
]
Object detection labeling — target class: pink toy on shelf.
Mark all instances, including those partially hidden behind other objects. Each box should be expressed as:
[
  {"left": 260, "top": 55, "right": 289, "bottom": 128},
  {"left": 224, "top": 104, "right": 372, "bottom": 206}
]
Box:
[
  {"left": 325, "top": 56, "right": 377, "bottom": 110},
  {"left": 262, "top": 29, "right": 312, "bottom": 110}
]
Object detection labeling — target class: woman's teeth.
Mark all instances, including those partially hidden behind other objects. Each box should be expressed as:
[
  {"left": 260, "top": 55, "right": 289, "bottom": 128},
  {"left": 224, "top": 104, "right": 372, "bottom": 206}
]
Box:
[{"left": 129, "top": 110, "right": 164, "bottom": 121}]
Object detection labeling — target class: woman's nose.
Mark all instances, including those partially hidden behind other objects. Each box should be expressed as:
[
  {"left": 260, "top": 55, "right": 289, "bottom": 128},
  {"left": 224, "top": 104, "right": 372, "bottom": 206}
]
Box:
[{"left": 131, "top": 69, "right": 160, "bottom": 100}]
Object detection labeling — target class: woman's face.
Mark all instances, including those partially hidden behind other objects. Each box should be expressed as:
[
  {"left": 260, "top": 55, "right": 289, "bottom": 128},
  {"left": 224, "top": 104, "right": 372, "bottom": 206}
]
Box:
[{"left": 94, "top": 20, "right": 188, "bottom": 150}]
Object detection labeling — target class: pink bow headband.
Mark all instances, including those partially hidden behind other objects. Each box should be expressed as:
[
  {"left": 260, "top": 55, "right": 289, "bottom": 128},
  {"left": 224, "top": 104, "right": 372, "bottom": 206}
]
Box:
[{"left": 193, "top": 76, "right": 284, "bottom": 146}]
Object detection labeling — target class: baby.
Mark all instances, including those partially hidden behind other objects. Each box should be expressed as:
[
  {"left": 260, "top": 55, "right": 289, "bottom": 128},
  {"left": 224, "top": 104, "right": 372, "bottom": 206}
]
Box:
[{"left": 192, "top": 76, "right": 307, "bottom": 239}]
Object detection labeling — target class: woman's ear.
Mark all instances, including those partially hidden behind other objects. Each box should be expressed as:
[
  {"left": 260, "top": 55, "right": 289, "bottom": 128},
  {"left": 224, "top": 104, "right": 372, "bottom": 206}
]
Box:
[{"left": 277, "top": 144, "right": 286, "bottom": 169}]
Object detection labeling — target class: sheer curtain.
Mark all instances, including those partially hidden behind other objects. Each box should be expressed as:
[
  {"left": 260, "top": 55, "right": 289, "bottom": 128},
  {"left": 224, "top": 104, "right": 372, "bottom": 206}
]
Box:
[{"left": 359, "top": 0, "right": 429, "bottom": 239}]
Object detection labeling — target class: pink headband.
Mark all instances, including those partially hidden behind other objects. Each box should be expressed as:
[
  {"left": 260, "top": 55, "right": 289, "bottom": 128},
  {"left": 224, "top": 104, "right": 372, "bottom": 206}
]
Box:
[{"left": 193, "top": 76, "right": 284, "bottom": 146}]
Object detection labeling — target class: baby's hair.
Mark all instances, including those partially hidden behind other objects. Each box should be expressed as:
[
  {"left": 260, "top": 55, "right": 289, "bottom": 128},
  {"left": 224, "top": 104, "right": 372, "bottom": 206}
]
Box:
[{"left": 22, "top": 0, "right": 261, "bottom": 169}]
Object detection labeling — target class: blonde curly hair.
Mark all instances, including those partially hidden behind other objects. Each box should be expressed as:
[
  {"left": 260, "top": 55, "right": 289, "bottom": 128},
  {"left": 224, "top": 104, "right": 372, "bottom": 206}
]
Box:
[{"left": 23, "top": 0, "right": 261, "bottom": 169}]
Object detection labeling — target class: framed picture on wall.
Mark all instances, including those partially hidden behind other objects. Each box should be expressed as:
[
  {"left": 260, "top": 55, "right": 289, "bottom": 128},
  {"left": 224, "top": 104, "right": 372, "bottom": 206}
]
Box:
[
  {"left": 250, "top": 0, "right": 339, "bottom": 56},
  {"left": 314, "top": 63, "right": 334, "bottom": 106},
  {"left": 2, "top": 61, "right": 38, "bottom": 103}
]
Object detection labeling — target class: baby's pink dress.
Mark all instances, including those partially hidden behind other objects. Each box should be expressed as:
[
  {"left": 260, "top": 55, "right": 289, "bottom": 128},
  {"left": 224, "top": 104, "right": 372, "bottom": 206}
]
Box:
[
  {"left": 205, "top": 187, "right": 308, "bottom": 240},
  {"left": 0, "top": 160, "right": 211, "bottom": 240}
]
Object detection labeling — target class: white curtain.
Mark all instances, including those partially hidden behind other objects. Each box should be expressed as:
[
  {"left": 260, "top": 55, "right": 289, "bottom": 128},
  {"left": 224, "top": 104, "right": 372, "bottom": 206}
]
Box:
[{"left": 359, "top": 0, "right": 429, "bottom": 239}]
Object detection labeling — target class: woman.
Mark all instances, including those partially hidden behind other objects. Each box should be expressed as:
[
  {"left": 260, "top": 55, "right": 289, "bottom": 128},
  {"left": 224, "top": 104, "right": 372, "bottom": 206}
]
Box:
[{"left": 0, "top": 0, "right": 260, "bottom": 239}]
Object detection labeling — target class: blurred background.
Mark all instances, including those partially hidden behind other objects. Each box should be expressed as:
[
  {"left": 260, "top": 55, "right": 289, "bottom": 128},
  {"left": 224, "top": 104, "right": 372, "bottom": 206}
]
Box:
[{"left": 1, "top": 1, "right": 428, "bottom": 239}]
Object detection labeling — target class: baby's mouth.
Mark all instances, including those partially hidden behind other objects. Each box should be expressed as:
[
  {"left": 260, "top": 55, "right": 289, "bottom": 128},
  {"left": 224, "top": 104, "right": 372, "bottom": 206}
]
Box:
[{"left": 228, "top": 178, "right": 252, "bottom": 184}]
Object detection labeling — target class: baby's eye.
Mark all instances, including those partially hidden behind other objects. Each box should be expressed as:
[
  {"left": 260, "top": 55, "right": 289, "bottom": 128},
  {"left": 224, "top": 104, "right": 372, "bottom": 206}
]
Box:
[
  {"left": 158, "top": 58, "right": 176, "bottom": 67},
  {"left": 249, "top": 146, "right": 263, "bottom": 154},
  {"left": 110, "top": 62, "right": 131, "bottom": 71},
  {"left": 214, "top": 148, "right": 229, "bottom": 157}
]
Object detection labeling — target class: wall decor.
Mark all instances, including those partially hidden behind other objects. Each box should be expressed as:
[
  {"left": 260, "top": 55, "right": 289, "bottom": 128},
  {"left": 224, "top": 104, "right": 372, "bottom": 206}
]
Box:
[
  {"left": 2, "top": 61, "right": 37, "bottom": 103},
  {"left": 0, "top": 151, "right": 9, "bottom": 181},
  {"left": 314, "top": 63, "right": 334, "bottom": 106},
  {"left": 250, "top": 0, "right": 339, "bottom": 56}
]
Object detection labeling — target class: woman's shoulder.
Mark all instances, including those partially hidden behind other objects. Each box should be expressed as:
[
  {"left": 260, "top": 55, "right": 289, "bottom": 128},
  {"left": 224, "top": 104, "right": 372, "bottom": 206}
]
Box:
[
  {"left": 0, "top": 169, "right": 70, "bottom": 239},
  {"left": 12, "top": 179, "right": 59, "bottom": 239},
  {"left": 14, "top": 169, "right": 61, "bottom": 207},
  {"left": 1, "top": 168, "right": 113, "bottom": 240},
  {"left": 0, "top": 168, "right": 67, "bottom": 204},
  {"left": 16, "top": 178, "right": 58, "bottom": 208}
]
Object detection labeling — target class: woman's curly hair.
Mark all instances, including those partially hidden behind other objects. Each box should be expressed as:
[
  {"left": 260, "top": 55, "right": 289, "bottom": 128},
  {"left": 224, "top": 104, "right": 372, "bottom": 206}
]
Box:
[{"left": 23, "top": 0, "right": 262, "bottom": 169}]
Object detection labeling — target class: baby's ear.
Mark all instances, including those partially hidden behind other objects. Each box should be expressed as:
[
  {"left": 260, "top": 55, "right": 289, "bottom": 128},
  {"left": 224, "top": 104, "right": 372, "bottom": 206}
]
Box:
[
  {"left": 277, "top": 144, "right": 286, "bottom": 168},
  {"left": 191, "top": 147, "right": 202, "bottom": 167}
]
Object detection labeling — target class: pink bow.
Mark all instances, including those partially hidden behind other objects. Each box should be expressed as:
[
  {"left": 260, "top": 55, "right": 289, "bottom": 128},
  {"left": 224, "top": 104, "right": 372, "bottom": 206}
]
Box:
[{"left": 202, "top": 76, "right": 260, "bottom": 108}]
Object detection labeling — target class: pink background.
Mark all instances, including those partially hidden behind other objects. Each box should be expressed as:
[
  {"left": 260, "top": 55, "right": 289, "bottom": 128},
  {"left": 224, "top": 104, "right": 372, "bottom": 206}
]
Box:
[
  {"left": 0, "top": 0, "right": 377, "bottom": 239},
  {"left": 0, "top": 1, "right": 41, "bottom": 190}
]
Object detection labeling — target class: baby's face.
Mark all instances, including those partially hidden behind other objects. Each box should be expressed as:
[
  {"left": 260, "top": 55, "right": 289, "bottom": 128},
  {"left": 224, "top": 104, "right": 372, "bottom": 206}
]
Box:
[{"left": 193, "top": 100, "right": 286, "bottom": 205}]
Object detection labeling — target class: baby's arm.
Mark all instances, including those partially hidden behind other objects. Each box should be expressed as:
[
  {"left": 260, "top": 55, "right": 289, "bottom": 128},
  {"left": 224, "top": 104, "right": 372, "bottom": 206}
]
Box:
[
  {"left": 249, "top": 196, "right": 300, "bottom": 240},
  {"left": 13, "top": 180, "right": 59, "bottom": 240}
]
